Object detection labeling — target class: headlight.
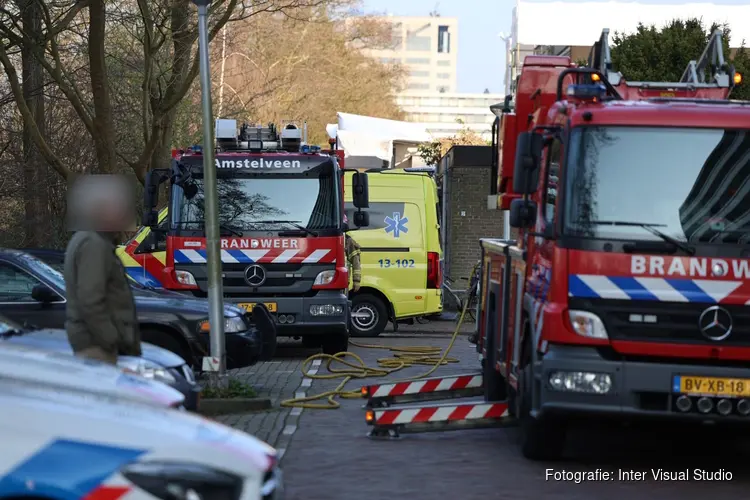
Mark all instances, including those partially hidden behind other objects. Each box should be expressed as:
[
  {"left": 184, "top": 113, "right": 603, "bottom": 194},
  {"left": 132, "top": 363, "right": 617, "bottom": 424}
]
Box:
[
  {"left": 122, "top": 462, "right": 243, "bottom": 500},
  {"left": 568, "top": 310, "right": 608, "bottom": 340},
  {"left": 199, "top": 316, "right": 247, "bottom": 334},
  {"left": 313, "top": 270, "right": 336, "bottom": 286},
  {"left": 118, "top": 357, "right": 176, "bottom": 384},
  {"left": 175, "top": 270, "right": 197, "bottom": 286}
]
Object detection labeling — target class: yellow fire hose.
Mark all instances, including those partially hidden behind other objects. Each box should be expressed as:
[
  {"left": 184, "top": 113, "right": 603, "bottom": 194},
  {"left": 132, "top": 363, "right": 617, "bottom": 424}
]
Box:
[{"left": 279, "top": 297, "right": 472, "bottom": 410}]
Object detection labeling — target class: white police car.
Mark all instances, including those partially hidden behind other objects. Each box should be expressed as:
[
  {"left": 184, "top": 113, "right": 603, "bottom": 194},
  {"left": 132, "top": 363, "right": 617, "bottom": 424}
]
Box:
[
  {"left": 0, "top": 382, "right": 283, "bottom": 499},
  {"left": 0, "top": 342, "right": 185, "bottom": 407}
]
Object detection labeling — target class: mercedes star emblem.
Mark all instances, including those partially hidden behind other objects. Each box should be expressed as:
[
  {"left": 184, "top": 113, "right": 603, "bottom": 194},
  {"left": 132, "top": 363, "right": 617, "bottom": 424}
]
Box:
[
  {"left": 698, "top": 305, "right": 733, "bottom": 341},
  {"left": 712, "top": 262, "right": 727, "bottom": 277},
  {"left": 244, "top": 264, "right": 267, "bottom": 286}
]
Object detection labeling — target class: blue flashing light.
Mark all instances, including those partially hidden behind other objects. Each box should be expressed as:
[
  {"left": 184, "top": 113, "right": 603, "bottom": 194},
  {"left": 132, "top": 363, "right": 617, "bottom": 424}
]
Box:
[
  {"left": 191, "top": 144, "right": 203, "bottom": 154},
  {"left": 567, "top": 83, "right": 606, "bottom": 100},
  {"left": 309, "top": 145, "right": 321, "bottom": 153},
  {"left": 301, "top": 145, "right": 311, "bottom": 153}
]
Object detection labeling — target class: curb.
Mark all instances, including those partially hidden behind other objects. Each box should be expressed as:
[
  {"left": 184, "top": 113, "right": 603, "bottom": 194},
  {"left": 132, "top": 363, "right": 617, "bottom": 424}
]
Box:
[{"left": 198, "top": 397, "right": 272, "bottom": 416}]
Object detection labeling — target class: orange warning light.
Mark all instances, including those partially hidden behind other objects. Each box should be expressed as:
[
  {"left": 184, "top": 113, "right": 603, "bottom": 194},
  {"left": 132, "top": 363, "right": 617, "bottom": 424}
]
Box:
[
  {"left": 591, "top": 73, "right": 601, "bottom": 82},
  {"left": 361, "top": 386, "right": 370, "bottom": 397},
  {"left": 365, "top": 409, "right": 375, "bottom": 423},
  {"left": 734, "top": 72, "right": 743, "bottom": 85}
]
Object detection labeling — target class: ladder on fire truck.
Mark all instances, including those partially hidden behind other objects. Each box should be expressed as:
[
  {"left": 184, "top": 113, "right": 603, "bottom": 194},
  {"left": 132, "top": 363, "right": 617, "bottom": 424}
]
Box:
[{"left": 587, "top": 27, "right": 740, "bottom": 98}]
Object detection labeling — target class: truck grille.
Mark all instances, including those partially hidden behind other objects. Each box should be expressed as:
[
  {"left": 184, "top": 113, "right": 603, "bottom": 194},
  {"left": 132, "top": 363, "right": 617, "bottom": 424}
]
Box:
[{"left": 569, "top": 298, "right": 750, "bottom": 347}]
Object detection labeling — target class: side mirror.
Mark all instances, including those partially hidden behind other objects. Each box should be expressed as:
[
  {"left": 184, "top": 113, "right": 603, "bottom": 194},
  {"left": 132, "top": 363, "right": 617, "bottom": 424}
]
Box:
[
  {"left": 353, "top": 211, "right": 370, "bottom": 228},
  {"left": 144, "top": 170, "right": 161, "bottom": 210},
  {"left": 509, "top": 198, "right": 537, "bottom": 229},
  {"left": 31, "top": 284, "right": 59, "bottom": 304},
  {"left": 351, "top": 172, "right": 370, "bottom": 208},
  {"left": 512, "top": 132, "right": 543, "bottom": 195},
  {"left": 142, "top": 209, "right": 158, "bottom": 228},
  {"left": 342, "top": 221, "right": 350, "bottom": 232}
]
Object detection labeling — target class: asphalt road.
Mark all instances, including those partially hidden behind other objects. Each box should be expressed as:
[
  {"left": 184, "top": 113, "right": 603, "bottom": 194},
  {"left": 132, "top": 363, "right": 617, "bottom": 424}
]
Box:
[{"left": 278, "top": 321, "right": 750, "bottom": 500}]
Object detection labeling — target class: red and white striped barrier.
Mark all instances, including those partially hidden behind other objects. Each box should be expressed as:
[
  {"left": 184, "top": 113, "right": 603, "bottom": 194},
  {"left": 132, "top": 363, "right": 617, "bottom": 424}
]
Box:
[{"left": 362, "top": 373, "right": 484, "bottom": 407}]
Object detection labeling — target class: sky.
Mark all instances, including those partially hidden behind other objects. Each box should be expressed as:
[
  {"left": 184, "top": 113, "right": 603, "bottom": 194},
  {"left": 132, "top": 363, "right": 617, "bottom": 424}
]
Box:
[{"left": 360, "top": 0, "right": 748, "bottom": 94}]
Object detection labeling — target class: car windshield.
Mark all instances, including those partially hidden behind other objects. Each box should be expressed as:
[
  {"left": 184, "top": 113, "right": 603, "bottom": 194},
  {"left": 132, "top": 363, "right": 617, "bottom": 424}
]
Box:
[
  {"left": 18, "top": 253, "right": 66, "bottom": 290},
  {"left": 564, "top": 126, "right": 750, "bottom": 244},
  {"left": 172, "top": 171, "right": 338, "bottom": 232}
]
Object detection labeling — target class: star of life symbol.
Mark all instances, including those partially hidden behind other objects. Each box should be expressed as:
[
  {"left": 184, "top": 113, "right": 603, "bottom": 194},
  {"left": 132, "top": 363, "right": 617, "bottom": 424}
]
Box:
[{"left": 384, "top": 212, "right": 409, "bottom": 238}]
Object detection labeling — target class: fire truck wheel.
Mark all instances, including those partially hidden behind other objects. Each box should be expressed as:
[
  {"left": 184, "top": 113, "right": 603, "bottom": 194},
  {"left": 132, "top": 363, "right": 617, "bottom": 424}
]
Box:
[
  {"left": 321, "top": 333, "right": 349, "bottom": 355},
  {"left": 350, "top": 294, "right": 388, "bottom": 337},
  {"left": 519, "top": 363, "right": 567, "bottom": 461}
]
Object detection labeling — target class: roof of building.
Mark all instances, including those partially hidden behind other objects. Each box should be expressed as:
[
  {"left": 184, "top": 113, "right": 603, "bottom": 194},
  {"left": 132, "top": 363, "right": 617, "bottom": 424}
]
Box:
[{"left": 514, "top": 1, "right": 750, "bottom": 47}]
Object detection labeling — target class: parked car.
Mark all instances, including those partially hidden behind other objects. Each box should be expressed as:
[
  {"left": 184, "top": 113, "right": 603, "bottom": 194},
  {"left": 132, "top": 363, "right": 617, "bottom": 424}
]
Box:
[
  {"left": 0, "top": 338, "right": 185, "bottom": 409},
  {"left": 3, "top": 248, "right": 277, "bottom": 369},
  {"left": 0, "top": 381, "right": 283, "bottom": 500},
  {"left": 0, "top": 312, "right": 201, "bottom": 411}
]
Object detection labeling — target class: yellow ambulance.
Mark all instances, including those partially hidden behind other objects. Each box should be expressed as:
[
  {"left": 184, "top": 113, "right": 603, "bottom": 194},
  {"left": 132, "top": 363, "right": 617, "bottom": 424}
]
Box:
[{"left": 344, "top": 169, "right": 443, "bottom": 337}]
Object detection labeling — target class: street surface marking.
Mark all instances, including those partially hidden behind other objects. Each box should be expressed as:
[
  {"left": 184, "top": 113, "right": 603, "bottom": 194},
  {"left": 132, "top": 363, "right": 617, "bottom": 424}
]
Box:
[
  {"left": 301, "top": 378, "right": 312, "bottom": 387},
  {"left": 282, "top": 425, "right": 297, "bottom": 435},
  {"left": 291, "top": 407, "right": 303, "bottom": 416}
]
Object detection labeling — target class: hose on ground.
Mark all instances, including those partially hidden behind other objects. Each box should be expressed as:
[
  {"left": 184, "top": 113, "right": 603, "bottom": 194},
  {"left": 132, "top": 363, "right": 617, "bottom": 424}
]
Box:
[{"left": 279, "top": 293, "right": 473, "bottom": 410}]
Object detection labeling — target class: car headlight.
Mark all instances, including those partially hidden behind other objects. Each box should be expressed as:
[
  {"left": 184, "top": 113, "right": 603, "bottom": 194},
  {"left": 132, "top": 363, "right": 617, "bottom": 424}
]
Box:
[
  {"left": 199, "top": 316, "right": 247, "bottom": 334},
  {"left": 568, "top": 310, "right": 608, "bottom": 340},
  {"left": 122, "top": 461, "right": 243, "bottom": 500},
  {"left": 118, "top": 357, "right": 177, "bottom": 385},
  {"left": 313, "top": 269, "right": 336, "bottom": 286}
]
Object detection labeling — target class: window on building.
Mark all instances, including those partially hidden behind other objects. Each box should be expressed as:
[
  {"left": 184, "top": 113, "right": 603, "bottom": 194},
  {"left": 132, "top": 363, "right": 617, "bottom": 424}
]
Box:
[
  {"left": 437, "top": 60, "right": 451, "bottom": 66},
  {"left": 406, "top": 57, "right": 430, "bottom": 64},
  {"left": 406, "top": 34, "right": 431, "bottom": 51},
  {"left": 408, "top": 83, "right": 430, "bottom": 90},
  {"left": 437, "top": 25, "right": 451, "bottom": 53},
  {"left": 437, "top": 72, "right": 451, "bottom": 79},
  {"left": 437, "top": 86, "right": 449, "bottom": 93},
  {"left": 410, "top": 70, "right": 430, "bottom": 78}
]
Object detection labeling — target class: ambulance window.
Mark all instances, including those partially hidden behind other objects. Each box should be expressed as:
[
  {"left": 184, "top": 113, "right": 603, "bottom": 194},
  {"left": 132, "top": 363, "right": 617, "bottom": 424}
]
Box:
[{"left": 544, "top": 139, "right": 561, "bottom": 223}]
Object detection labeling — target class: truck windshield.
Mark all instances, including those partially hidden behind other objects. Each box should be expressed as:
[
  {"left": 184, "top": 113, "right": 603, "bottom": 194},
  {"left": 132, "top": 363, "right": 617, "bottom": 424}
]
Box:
[
  {"left": 173, "top": 173, "right": 338, "bottom": 232},
  {"left": 564, "top": 126, "right": 750, "bottom": 244}
]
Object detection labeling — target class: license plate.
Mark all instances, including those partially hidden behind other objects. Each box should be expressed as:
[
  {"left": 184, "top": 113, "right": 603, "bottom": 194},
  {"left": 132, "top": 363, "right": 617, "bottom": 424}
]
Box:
[
  {"left": 238, "top": 302, "right": 277, "bottom": 313},
  {"left": 673, "top": 375, "right": 750, "bottom": 398}
]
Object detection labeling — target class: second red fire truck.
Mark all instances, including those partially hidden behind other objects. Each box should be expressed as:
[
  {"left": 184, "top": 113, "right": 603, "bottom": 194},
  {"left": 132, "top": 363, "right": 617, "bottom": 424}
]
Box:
[{"left": 361, "top": 28, "right": 750, "bottom": 460}]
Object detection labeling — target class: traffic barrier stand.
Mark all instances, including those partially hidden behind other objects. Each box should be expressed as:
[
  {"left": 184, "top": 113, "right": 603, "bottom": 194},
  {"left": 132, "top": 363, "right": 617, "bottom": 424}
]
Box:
[
  {"left": 365, "top": 400, "right": 513, "bottom": 439},
  {"left": 361, "top": 372, "right": 484, "bottom": 408}
]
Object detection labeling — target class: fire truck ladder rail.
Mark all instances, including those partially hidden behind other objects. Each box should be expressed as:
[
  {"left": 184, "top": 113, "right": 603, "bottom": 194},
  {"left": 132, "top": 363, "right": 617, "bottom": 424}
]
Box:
[
  {"left": 361, "top": 372, "right": 484, "bottom": 408},
  {"left": 589, "top": 27, "right": 732, "bottom": 89},
  {"left": 365, "top": 400, "right": 514, "bottom": 439}
]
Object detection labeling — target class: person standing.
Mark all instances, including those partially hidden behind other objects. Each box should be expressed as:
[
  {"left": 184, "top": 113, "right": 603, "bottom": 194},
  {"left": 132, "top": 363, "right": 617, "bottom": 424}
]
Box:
[
  {"left": 64, "top": 175, "right": 141, "bottom": 364},
  {"left": 345, "top": 233, "right": 361, "bottom": 292}
]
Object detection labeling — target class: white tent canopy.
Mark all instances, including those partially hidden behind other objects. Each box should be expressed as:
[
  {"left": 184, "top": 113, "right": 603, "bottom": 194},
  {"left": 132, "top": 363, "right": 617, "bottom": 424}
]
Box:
[
  {"left": 514, "top": 1, "right": 750, "bottom": 47},
  {"left": 327, "top": 112, "right": 431, "bottom": 162}
]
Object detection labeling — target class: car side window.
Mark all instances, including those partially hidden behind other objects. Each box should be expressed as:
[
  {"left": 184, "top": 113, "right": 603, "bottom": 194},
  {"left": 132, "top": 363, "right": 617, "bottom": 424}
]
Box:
[
  {"left": 0, "top": 262, "right": 41, "bottom": 302},
  {"left": 544, "top": 139, "right": 562, "bottom": 223}
]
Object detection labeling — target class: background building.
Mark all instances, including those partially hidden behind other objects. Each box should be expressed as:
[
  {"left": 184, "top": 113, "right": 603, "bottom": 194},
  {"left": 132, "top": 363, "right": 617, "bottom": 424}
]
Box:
[
  {"left": 363, "top": 15, "right": 458, "bottom": 93},
  {"left": 508, "top": 1, "right": 750, "bottom": 94},
  {"left": 396, "top": 91, "right": 504, "bottom": 140}
]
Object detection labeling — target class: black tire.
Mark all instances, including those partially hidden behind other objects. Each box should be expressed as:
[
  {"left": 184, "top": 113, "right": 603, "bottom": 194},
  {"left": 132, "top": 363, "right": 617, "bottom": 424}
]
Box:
[
  {"left": 253, "top": 305, "right": 277, "bottom": 361},
  {"left": 350, "top": 294, "right": 389, "bottom": 337},
  {"left": 518, "top": 355, "right": 567, "bottom": 461},
  {"left": 141, "top": 328, "right": 191, "bottom": 363},
  {"left": 321, "top": 332, "right": 349, "bottom": 355}
]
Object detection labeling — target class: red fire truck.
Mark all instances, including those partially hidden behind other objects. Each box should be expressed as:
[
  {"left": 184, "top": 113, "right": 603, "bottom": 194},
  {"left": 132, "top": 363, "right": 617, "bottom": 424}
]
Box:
[
  {"left": 361, "top": 28, "right": 749, "bottom": 460},
  {"left": 139, "top": 119, "right": 370, "bottom": 355}
]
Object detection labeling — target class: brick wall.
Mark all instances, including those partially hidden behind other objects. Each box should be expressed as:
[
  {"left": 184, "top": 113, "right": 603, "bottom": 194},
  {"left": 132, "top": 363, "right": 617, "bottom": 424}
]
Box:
[{"left": 445, "top": 166, "right": 507, "bottom": 285}]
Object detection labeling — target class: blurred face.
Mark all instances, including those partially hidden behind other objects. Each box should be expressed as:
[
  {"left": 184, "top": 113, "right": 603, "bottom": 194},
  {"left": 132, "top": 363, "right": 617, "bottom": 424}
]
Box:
[{"left": 67, "top": 175, "right": 136, "bottom": 232}]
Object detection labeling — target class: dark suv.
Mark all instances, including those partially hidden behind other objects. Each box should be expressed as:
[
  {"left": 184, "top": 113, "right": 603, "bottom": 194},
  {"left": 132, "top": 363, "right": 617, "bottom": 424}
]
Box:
[{"left": 3, "top": 249, "right": 277, "bottom": 370}]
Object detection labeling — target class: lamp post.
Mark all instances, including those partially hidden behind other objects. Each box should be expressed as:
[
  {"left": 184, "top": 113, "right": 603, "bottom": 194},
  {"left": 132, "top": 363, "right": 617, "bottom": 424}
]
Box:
[{"left": 192, "top": 0, "right": 226, "bottom": 377}]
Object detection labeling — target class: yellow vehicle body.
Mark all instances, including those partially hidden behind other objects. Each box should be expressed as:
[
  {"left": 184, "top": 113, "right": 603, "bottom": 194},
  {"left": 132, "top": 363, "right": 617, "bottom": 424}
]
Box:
[{"left": 344, "top": 169, "right": 443, "bottom": 336}]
